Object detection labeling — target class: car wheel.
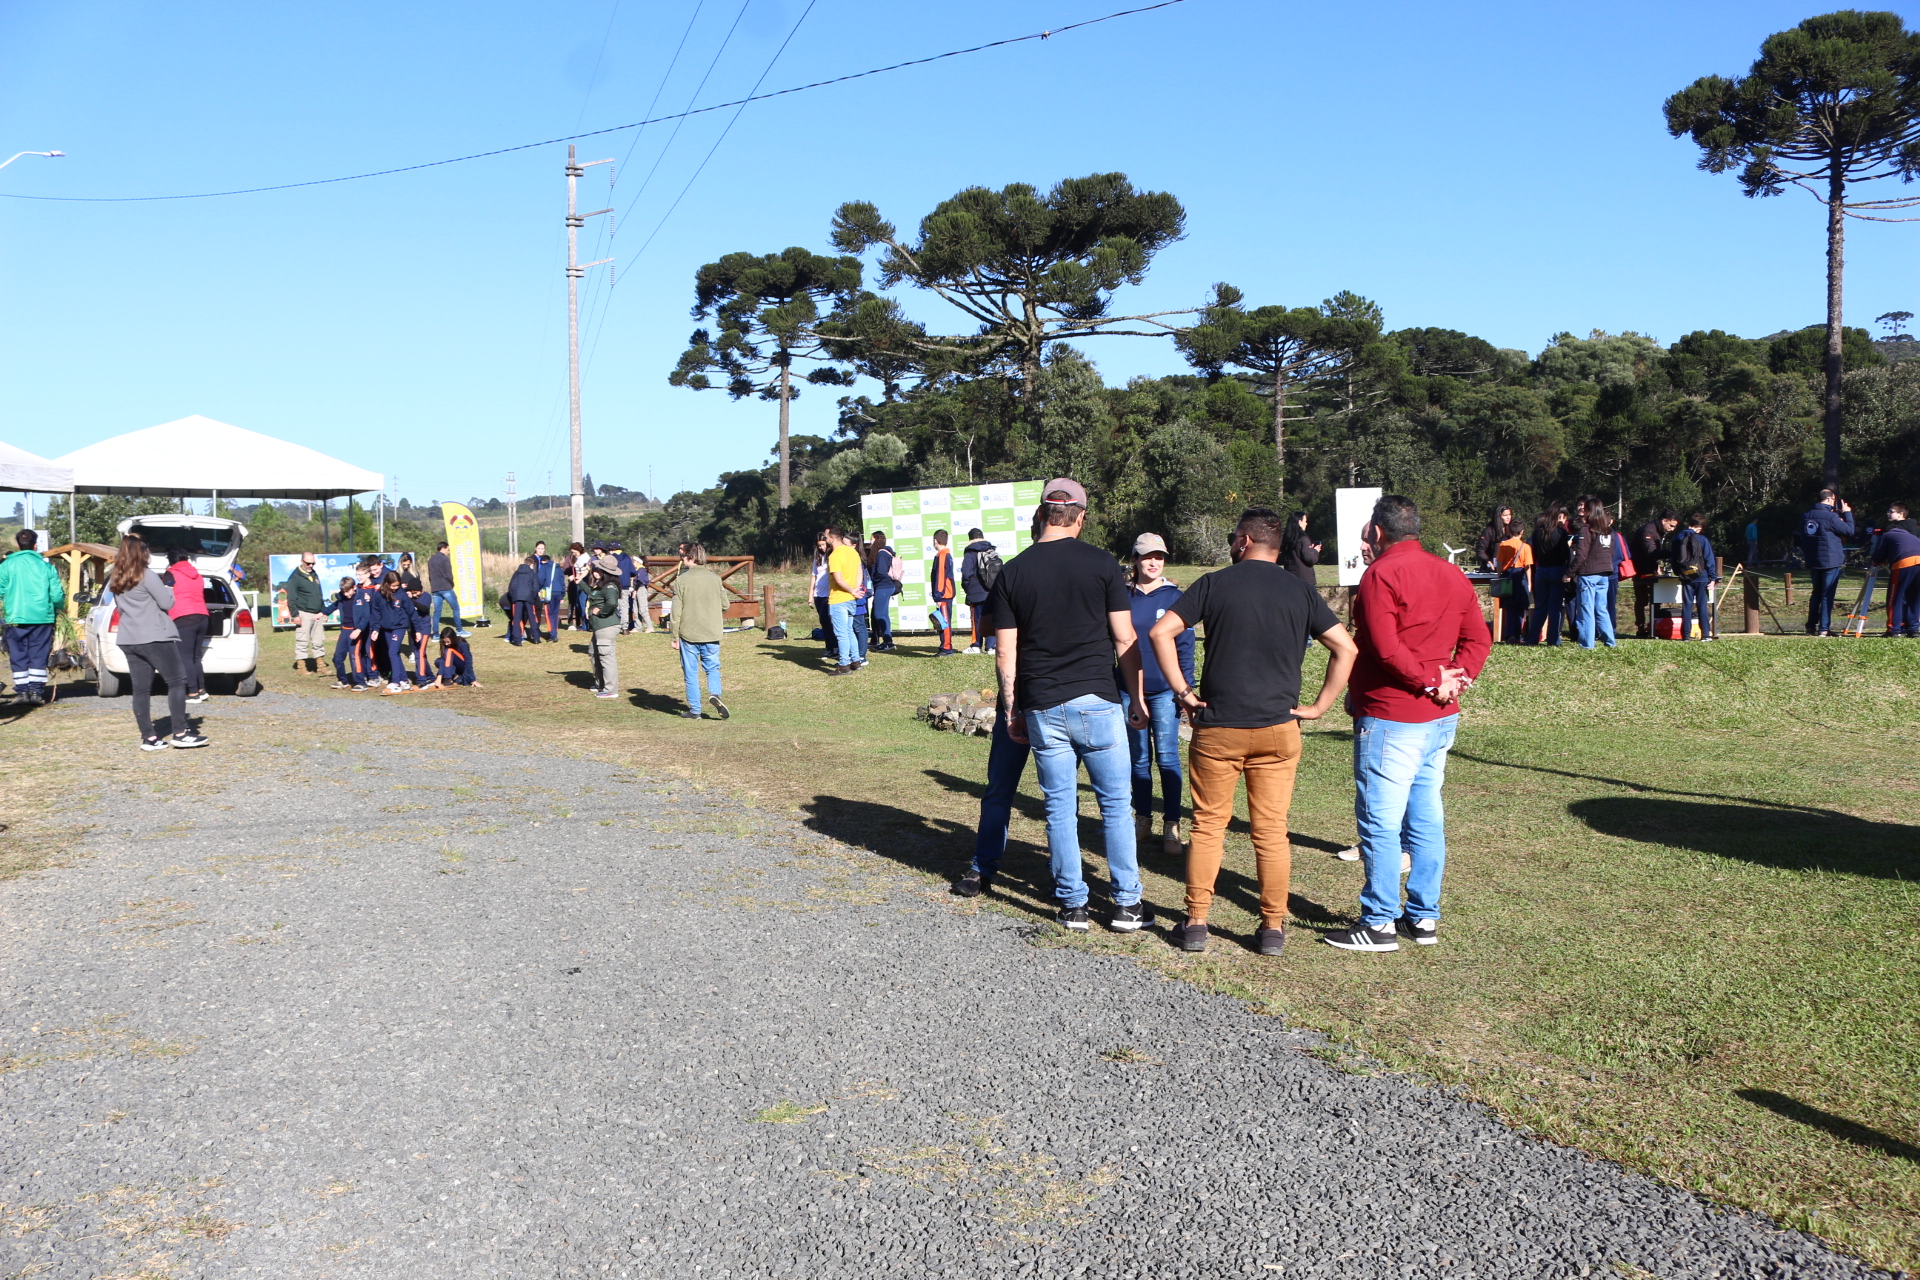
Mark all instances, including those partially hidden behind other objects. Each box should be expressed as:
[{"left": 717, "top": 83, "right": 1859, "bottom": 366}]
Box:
[
  {"left": 235, "top": 672, "right": 261, "bottom": 698},
  {"left": 96, "top": 666, "right": 122, "bottom": 698}
]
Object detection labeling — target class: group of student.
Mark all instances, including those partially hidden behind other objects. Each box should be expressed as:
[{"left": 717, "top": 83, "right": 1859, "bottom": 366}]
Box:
[
  {"left": 1478, "top": 498, "right": 1723, "bottom": 646},
  {"left": 320, "top": 553, "right": 478, "bottom": 692},
  {"left": 808, "top": 525, "right": 1009, "bottom": 669},
  {"left": 503, "top": 538, "right": 654, "bottom": 645}
]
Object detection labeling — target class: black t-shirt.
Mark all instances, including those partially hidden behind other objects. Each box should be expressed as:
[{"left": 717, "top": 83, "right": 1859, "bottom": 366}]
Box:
[
  {"left": 987, "top": 537, "right": 1129, "bottom": 711},
  {"left": 1169, "top": 559, "right": 1342, "bottom": 729}
]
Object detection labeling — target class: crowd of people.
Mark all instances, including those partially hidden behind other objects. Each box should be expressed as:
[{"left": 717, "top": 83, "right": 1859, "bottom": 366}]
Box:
[{"left": 951, "top": 478, "right": 1489, "bottom": 956}]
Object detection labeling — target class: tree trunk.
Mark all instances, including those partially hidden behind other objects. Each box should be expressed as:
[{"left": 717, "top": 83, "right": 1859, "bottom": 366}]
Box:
[
  {"left": 1823, "top": 159, "right": 1846, "bottom": 488},
  {"left": 777, "top": 357, "right": 792, "bottom": 510},
  {"left": 1273, "top": 366, "right": 1288, "bottom": 500}
]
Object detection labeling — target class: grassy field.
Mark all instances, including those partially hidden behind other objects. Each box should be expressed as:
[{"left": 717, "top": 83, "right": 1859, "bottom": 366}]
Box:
[{"left": 9, "top": 563, "right": 1919, "bottom": 1270}]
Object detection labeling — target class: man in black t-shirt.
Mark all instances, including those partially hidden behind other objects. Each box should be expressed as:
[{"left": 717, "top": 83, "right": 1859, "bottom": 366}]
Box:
[
  {"left": 982, "top": 478, "right": 1150, "bottom": 933},
  {"left": 1149, "top": 507, "right": 1357, "bottom": 957}
]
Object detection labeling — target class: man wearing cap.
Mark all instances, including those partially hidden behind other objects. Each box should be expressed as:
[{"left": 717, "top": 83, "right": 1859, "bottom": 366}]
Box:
[
  {"left": 984, "top": 478, "right": 1150, "bottom": 932},
  {"left": 584, "top": 551, "right": 624, "bottom": 698}
]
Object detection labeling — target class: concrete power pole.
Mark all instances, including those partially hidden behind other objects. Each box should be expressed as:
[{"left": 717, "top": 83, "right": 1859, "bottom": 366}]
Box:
[
  {"left": 507, "top": 472, "right": 519, "bottom": 558},
  {"left": 566, "top": 143, "right": 614, "bottom": 548}
]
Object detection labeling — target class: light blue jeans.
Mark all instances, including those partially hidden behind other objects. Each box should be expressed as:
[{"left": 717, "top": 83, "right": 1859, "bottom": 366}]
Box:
[
  {"left": 829, "top": 600, "right": 858, "bottom": 666},
  {"left": 678, "top": 641, "right": 721, "bottom": 712},
  {"left": 1124, "top": 688, "right": 1182, "bottom": 821},
  {"left": 430, "top": 589, "right": 461, "bottom": 633},
  {"left": 1572, "top": 574, "right": 1616, "bottom": 648},
  {"left": 1353, "top": 713, "right": 1457, "bottom": 928},
  {"left": 1025, "top": 694, "right": 1141, "bottom": 909}
]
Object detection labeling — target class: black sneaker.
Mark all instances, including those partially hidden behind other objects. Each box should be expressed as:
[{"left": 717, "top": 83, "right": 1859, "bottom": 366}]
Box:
[
  {"left": 1397, "top": 916, "right": 1438, "bottom": 946},
  {"left": 140, "top": 736, "right": 171, "bottom": 752},
  {"left": 1323, "top": 922, "right": 1399, "bottom": 952},
  {"left": 707, "top": 694, "right": 731, "bottom": 720},
  {"left": 1254, "top": 926, "right": 1287, "bottom": 956},
  {"left": 1057, "top": 906, "right": 1091, "bottom": 931},
  {"left": 951, "top": 872, "right": 991, "bottom": 898},
  {"left": 1109, "top": 902, "right": 1151, "bottom": 932},
  {"left": 680, "top": 710, "right": 703, "bottom": 719},
  {"left": 1168, "top": 921, "right": 1208, "bottom": 952},
  {"left": 170, "top": 732, "right": 210, "bottom": 750}
]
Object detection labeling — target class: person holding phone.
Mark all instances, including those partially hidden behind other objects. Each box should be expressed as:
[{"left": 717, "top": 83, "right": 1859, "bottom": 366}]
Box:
[{"left": 1801, "top": 489, "right": 1855, "bottom": 636}]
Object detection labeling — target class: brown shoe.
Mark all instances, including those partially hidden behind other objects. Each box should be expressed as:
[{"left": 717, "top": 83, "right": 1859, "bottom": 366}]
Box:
[{"left": 1254, "top": 926, "right": 1287, "bottom": 957}]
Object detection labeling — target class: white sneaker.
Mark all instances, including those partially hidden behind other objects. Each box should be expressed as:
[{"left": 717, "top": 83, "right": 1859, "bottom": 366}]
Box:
[
  {"left": 963, "top": 645, "right": 981, "bottom": 655},
  {"left": 1162, "top": 819, "right": 1183, "bottom": 854},
  {"left": 1335, "top": 846, "right": 1360, "bottom": 862}
]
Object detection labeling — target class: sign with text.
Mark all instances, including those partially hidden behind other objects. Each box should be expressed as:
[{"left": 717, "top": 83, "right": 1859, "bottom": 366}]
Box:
[{"left": 860, "top": 481, "right": 1042, "bottom": 631}]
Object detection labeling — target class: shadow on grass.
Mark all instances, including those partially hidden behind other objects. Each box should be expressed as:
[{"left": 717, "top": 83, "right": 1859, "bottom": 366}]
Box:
[
  {"left": 1736, "top": 1089, "right": 1920, "bottom": 1162},
  {"left": 624, "top": 686, "right": 691, "bottom": 717},
  {"left": 1568, "top": 796, "right": 1920, "bottom": 879}
]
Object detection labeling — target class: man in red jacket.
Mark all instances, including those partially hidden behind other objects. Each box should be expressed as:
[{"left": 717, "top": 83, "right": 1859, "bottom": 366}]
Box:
[{"left": 1325, "top": 495, "right": 1491, "bottom": 953}]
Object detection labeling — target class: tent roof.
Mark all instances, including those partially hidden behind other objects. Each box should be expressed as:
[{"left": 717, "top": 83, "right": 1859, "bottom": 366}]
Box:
[
  {"left": 54, "top": 415, "right": 383, "bottom": 499},
  {"left": 0, "top": 439, "right": 74, "bottom": 493}
]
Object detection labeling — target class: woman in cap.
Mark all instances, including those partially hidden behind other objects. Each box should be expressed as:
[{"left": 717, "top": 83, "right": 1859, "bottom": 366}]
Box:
[{"left": 1119, "top": 533, "right": 1195, "bottom": 855}]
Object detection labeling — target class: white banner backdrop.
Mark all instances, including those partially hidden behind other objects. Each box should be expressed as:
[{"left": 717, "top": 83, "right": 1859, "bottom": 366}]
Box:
[
  {"left": 1334, "top": 487, "right": 1384, "bottom": 587},
  {"left": 861, "top": 481, "right": 1044, "bottom": 631}
]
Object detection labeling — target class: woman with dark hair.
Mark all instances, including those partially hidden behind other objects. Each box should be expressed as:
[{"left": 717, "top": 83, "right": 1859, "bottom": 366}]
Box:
[
  {"left": 1526, "top": 502, "right": 1571, "bottom": 646},
  {"left": 371, "top": 570, "right": 412, "bottom": 693},
  {"left": 1279, "top": 511, "right": 1321, "bottom": 586},
  {"left": 1569, "top": 504, "right": 1620, "bottom": 649},
  {"left": 164, "top": 547, "right": 212, "bottom": 705},
  {"left": 428, "top": 627, "right": 480, "bottom": 688},
  {"left": 108, "top": 534, "right": 207, "bottom": 750},
  {"left": 1475, "top": 504, "right": 1513, "bottom": 572},
  {"left": 1492, "top": 511, "right": 1533, "bottom": 644}
]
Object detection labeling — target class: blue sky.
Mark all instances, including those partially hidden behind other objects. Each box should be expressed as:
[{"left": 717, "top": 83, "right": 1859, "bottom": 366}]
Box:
[{"left": 4, "top": 0, "right": 1918, "bottom": 508}]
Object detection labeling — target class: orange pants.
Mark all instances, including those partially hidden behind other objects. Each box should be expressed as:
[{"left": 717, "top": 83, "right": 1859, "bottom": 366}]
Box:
[{"left": 1185, "top": 721, "right": 1302, "bottom": 928}]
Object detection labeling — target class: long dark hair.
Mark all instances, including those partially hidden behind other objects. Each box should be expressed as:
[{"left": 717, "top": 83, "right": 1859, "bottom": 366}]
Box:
[
  {"left": 109, "top": 534, "right": 150, "bottom": 596},
  {"left": 379, "top": 570, "right": 401, "bottom": 603},
  {"left": 1280, "top": 510, "right": 1310, "bottom": 554},
  {"left": 1488, "top": 503, "right": 1515, "bottom": 537}
]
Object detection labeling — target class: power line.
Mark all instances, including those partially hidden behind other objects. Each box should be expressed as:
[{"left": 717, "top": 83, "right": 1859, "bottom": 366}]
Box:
[{"left": 0, "top": 0, "right": 1188, "bottom": 203}]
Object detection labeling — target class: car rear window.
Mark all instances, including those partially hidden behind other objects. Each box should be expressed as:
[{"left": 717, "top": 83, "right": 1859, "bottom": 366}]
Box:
[
  {"left": 203, "top": 577, "right": 236, "bottom": 606},
  {"left": 137, "top": 525, "right": 235, "bottom": 559}
]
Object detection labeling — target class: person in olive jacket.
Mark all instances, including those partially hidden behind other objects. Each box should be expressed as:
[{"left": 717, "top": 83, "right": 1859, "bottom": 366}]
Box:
[
  {"left": 284, "top": 553, "right": 328, "bottom": 674},
  {"left": 0, "top": 529, "right": 66, "bottom": 704}
]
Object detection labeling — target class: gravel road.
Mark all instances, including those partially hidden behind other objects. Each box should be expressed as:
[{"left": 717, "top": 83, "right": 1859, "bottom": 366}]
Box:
[{"left": 0, "top": 690, "right": 1880, "bottom": 1278}]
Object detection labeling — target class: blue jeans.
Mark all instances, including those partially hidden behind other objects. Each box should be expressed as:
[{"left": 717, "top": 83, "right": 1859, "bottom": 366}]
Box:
[
  {"left": 1526, "top": 568, "right": 1564, "bottom": 645},
  {"left": 853, "top": 611, "right": 869, "bottom": 661},
  {"left": 1807, "top": 566, "right": 1842, "bottom": 633},
  {"left": 1679, "top": 580, "right": 1713, "bottom": 639},
  {"left": 871, "top": 588, "right": 895, "bottom": 645},
  {"left": 970, "top": 712, "right": 1033, "bottom": 879},
  {"left": 829, "top": 600, "right": 858, "bottom": 666},
  {"left": 1024, "top": 694, "right": 1140, "bottom": 909},
  {"left": 1124, "top": 688, "right": 1182, "bottom": 821},
  {"left": 1353, "top": 713, "right": 1457, "bottom": 928},
  {"left": 678, "top": 641, "right": 721, "bottom": 710},
  {"left": 1890, "top": 563, "right": 1920, "bottom": 636},
  {"left": 430, "top": 589, "right": 462, "bottom": 633},
  {"left": 1572, "top": 574, "right": 1616, "bottom": 648}
]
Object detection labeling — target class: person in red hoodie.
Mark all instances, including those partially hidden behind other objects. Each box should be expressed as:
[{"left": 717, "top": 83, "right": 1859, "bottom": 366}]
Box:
[
  {"left": 1324, "top": 495, "right": 1491, "bottom": 954},
  {"left": 164, "top": 547, "right": 213, "bottom": 705}
]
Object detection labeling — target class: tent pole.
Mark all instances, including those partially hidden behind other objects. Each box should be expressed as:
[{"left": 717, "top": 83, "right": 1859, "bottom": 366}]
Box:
[{"left": 323, "top": 499, "right": 330, "bottom": 552}]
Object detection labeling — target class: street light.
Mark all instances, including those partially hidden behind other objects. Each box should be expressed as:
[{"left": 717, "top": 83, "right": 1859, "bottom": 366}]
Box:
[{"left": 0, "top": 150, "right": 64, "bottom": 170}]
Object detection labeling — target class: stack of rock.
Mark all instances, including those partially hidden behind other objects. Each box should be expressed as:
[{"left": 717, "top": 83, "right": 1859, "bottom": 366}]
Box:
[{"left": 916, "top": 687, "right": 998, "bottom": 736}]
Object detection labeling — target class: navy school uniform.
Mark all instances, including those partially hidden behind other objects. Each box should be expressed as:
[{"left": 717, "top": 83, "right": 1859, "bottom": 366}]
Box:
[
  {"left": 438, "top": 636, "right": 477, "bottom": 685},
  {"left": 405, "top": 595, "right": 436, "bottom": 684},
  {"left": 369, "top": 590, "right": 412, "bottom": 687},
  {"left": 326, "top": 588, "right": 369, "bottom": 686}
]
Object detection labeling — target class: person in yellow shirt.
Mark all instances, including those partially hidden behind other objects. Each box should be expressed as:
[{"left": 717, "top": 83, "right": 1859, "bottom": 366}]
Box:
[{"left": 826, "top": 527, "right": 865, "bottom": 676}]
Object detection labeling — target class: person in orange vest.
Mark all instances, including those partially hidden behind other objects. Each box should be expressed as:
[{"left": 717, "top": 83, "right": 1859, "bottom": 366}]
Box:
[{"left": 929, "top": 528, "right": 957, "bottom": 656}]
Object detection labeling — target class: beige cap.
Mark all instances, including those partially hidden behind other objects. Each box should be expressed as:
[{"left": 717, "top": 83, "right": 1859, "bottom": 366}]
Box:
[
  {"left": 1132, "top": 533, "right": 1169, "bottom": 557},
  {"left": 1042, "top": 477, "right": 1088, "bottom": 507}
]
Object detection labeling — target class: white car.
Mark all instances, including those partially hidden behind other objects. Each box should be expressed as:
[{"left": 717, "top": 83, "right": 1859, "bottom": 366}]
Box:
[{"left": 86, "top": 515, "right": 261, "bottom": 698}]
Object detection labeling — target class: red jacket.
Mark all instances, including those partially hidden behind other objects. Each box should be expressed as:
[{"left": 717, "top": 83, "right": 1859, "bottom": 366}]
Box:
[
  {"left": 165, "top": 560, "right": 209, "bottom": 619},
  {"left": 1349, "top": 539, "right": 1490, "bottom": 723}
]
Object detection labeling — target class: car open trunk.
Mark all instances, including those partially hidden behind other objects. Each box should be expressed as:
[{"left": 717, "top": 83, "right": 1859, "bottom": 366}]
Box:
[{"left": 118, "top": 515, "right": 247, "bottom": 577}]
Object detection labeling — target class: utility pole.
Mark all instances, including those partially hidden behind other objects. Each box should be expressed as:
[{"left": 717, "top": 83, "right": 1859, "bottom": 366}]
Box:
[
  {"left": 566, "top": 143, "right": 614, "bottom": 548},
  {"left": 507, "top": 472, "right": 519, "bottom": 558}
]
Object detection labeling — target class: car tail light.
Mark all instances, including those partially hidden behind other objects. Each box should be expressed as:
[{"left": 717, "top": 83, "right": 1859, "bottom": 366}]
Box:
[
  {"left": 108, "top": 608, "right": 120, "bottom": 633},
  {"left": 235, "top": 609, "right": 255, "bottom": 635}
]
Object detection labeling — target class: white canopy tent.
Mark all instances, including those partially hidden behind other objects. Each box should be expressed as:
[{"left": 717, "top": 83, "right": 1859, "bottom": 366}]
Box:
[
  {"left": 0, "top": 439, "right": 74, "bottom": 493},
  {"left": 55, "top": 414, "right": 383, "bottom": 500}
]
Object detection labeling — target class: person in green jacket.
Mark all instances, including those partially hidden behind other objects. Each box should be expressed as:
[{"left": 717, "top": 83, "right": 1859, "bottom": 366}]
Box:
[
  {"left": 585, "top": 555, "right": 624, "bottom": 699},
  {"left": 669, "top": 543, "right": 729, "bottom": 720},
  {"left": 283, "top": 552, "right": 328, "bottom": 675},
  {"left": 0, "top": 529, "right": 67, "bottom": 704}
]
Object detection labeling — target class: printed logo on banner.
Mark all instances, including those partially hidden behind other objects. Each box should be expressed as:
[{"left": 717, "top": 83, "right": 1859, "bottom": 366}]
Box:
[
  {"left": 919, "top": 488, "right": 951, "bottom": 515},
  {"left": 267, "top": 553, "right": 404, "bottom": 628},
  {"left": 892, "top": 513, "right": 923, "bottom": 539},
  {"left": 892, "top": 491, "right": 919, "bottom": 516},
  {"left": 901, "top": 581, "right": 927, "bottom": 607},
  {"left": 862, "top": 493, "right": 891, "bottom": 519},
  {"left": 989, "top": 533, "right": 1018, "bottom": 557},
  {"left": 977, "top": 482, "right": 1013, "bottom": 509},
  {"left": 895, "top": 533, "right": 924, "bottom": 559},
  {"left": 982, "top": 507, "right": 1016, "bottom": 533},
  {"left": 1013, "top": 480, "right": 1044, "bottom": 507},
  {"left": 950, "top": 485, "right": 980, "bottom": 511}
]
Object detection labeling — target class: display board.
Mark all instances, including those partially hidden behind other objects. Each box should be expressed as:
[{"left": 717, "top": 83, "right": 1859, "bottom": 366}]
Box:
[
  {"left": 860, "top": 481, "right": 1044, "bottom": 631},
  {"left": 1334, "top": 487, "right": 1384, "bottom": 587},
  {"left": 268, "top": 553, "right": 407, "bottom": 628},
  {"left": 440, "top": 503, "right": 485, "bottom": 623}
]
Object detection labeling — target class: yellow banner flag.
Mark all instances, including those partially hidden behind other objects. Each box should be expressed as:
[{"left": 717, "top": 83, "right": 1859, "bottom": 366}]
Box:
[{"left": 441, "top": 503, "right": 485, "bottom": 624}]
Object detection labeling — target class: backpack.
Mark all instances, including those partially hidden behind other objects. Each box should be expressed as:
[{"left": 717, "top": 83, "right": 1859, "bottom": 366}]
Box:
[
  {"left": 974, "top": 545, "right": 1004, "bottom": 592},
  {"left": 884, "top": 549, "right": 906, "bottom": 584},
  {"left": 1671, "top": 531, "right": 1707, "bottom": 581}
]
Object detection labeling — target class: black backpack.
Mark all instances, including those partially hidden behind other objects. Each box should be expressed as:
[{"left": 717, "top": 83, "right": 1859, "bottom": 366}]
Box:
[
  {"left": 1671, "top": 531, "right": 1707, "bottom": 581},
  {"left": 974, "top": 545, "right": 1004, "bottom": 592}
]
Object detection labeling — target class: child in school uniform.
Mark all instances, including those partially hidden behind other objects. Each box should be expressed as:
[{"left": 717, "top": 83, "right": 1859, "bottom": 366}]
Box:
[
  {"left": 929, "top": 528, "right": 956, "bottom": 656},
  {"left": 429, "top": 628, "right": 479, "bottom": 688},
  {"left": 325, "top": 575, "right": 366, "bottom": 689},
  {"left": 371, "top": 572, "right": 412, "bottom": 693}
]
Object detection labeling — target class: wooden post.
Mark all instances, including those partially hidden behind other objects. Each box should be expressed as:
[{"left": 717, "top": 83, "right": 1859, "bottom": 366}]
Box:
[
  {"left": 1783, "top": 570, "right": 1793, "bottom": 607},
  {"left": 1744, "top": 569, "right": 1762, "bottom": 635},
  {"left": 762, "top": 582, "right": 776, "bottom": 630}
]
